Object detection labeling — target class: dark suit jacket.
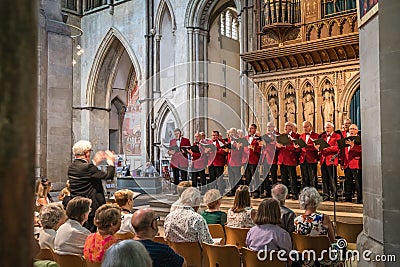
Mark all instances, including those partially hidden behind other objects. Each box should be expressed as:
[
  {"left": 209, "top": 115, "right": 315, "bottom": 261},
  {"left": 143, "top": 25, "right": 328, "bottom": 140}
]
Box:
[
  {"left": 299, "top": 132, "right": 320, "bottom": 164},
  {"left": 68, "top": 158, "right": 115, "bottom": 216}
]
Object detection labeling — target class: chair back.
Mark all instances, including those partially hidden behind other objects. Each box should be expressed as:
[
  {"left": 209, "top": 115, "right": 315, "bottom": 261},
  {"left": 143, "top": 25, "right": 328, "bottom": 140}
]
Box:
[
  {"left": 153, "top": 236, "right": 168, "bottom": 245},
  {"left": 224, "top": 226, "right": 250, "bottom": 248},
  {"left": 202, "top": 243, "right": 241, "bottom": 267},
  {"left": 335, "top": 221, "right": 363, "bottom": 243},
  {"left": 54, "top": 253, "right": 86, "bottom": 267},
  {"left": 292, "top": 232, "right": 331, "bottom": 261},
  {"left": 241, "top": 247, "right": 286, "bottom": 267},
  {"left": 114, "top": 232, "right": 135, "bottom": 240},
  {"left": 36, "top": 248, "right": 55, "bottom": 261},
  {"left": 85, "top": 260, "right": 101, "bottom": 267},
  {"left": 207, "top": 224, "right": 226, "bottom": 245},
  {"left": 167, "top": 241, "right": 203, "bottom": 267}
]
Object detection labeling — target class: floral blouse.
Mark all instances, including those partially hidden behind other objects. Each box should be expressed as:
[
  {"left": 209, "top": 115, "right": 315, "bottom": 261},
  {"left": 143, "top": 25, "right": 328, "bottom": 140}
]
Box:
[
  {"left": 84, "top": 232, "right": 118, "bottom": 263},
  {"left": 226, "top": 207, "right": 255, "bottom": 228},
  {"left": 294, "top": 212, "right": 328, "bottom": 236}
]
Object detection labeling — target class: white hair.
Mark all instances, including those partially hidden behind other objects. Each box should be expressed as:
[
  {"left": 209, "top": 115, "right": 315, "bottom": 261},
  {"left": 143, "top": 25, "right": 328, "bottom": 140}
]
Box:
[
  {"left": 324, "top": 122, "right": 334, "bottom": 128},
  {"left": 271, "top": 183, "right": 288, "bottom": 205},
  {"left": 299, "top": 187, "right": 322, "bottom": 210},
  {"left": 203, "top": 189, "right": 221, "bottom": 206},
  {"left": 102, "top": 240, "right": 152, "bottom": 267},
  {"left": 72, "top": 140, "right": 92, "bottom": 156},
  {"left": 180, "top": 187, "right": 201, "bottom": 207}
]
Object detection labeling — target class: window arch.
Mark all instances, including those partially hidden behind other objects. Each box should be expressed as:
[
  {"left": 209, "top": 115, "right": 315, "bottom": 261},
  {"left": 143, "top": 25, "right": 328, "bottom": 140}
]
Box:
[
  {"left": 219, "top": 9, "right": 239, "bottom": 40},
  {"left": 322, "top": 0, "right": 356, "bottom": 17},
  {"left": 350, "top": 87, "right": 361, "bottom": 130}
]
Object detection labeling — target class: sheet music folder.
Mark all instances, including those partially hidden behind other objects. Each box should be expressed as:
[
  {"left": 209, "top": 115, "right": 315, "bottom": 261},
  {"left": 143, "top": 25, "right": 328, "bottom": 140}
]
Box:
[
  {"left": 313, "top": 138, "right": 330, "bottom": 150},
  {"left": 276, "top": 135, "right": 291, "bottom": 146},
  {"left": 293, "top": 138, "right": 307, "bottom": 148}
]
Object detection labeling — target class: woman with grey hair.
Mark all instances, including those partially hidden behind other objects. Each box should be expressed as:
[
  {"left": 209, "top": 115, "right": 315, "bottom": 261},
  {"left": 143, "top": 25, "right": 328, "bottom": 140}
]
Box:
[
  {"left": 101, "top": 239, "right": 152, "bottom": 267},
  {"left": 294, "top": 187, "right": 335, "bottom": 242},
  {"left": 38, "top": 202, "right": 67, "bottom": 250}
]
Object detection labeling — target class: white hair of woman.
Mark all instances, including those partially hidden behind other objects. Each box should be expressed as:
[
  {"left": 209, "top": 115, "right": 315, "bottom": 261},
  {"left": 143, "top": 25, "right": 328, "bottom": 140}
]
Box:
[
  {"left": 271, "top": 183, "right": 288, "bottom": 206},
  {"left": 39, "top": 202, "right": 66, "bottom": 229},
  {"left": 179, "top": 187, "right": 201, "bottom": 207},
  {"left": 299, "top": 187, "right": 323, "bottom": 211},
  {"left": 101, "top": 239, "right": 152, "bottom": 267},
  {"left": 72, "top": 140, "right": 92, "bottom": 156}
]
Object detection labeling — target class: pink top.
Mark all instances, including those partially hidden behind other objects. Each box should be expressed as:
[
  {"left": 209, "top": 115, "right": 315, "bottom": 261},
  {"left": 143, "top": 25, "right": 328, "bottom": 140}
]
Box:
[{"left": 84, "top": 232, "right": 118, "bottom": 263}]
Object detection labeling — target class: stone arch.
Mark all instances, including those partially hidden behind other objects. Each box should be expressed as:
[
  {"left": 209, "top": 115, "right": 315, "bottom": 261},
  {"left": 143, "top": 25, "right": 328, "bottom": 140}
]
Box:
[
  {"left": 283, "top": 82, "right": 296, "bottom": 123},
  {"left": 330, "top": 20, "right": 340, "bottom": 36},
  {"left": 320, "top": 22, "right": 329, "bottom": 39},
  {"left": 154, "top": 100, "right": 182, "bottom": 143},
  {"left": 155, "top": 0, "right": 177, "bottom": 34},
  {"left": 339, "top": 73, "right": 360, "bottom": 118},
  {"left": 309, "top": 25, "right": 318, "bottom": 41},
  {"left": 318, "top": 76, "right": 334, "bottom": 93},
  {"left": 341, "top": 18, "right": 352, "bottom": 35},
  {"left": 86, "top": 27, "right": 142, "bottom": 108},
  {"left": 320, "top": 78, "right": 336, "bottom": 125},
  {"left": 301, "top": 81, "right": 316, "bottom": 126}
]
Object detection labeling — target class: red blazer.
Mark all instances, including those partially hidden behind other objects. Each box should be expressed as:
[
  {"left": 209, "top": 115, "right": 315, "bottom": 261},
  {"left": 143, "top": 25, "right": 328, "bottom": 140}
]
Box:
[
  {"left": 169, "top": 137, "right": 191, "bottom": 168},
  {"left": 191, "top": 142, "right": 208, "bottom": 170},
  {"left": 261, "top": 132, "right": 279, "bottom": 165},
  {"left": 228, "top": 141, "right": 244, "bottom": 167},
  {"left": 342, "top": 144, "right": 362, "bottom": 169},
  {"left": 209, "top": 140, "right": 227, "bottom": 167},
  {"left": 298, "top": 132, "right": 320, "bottom": 164},
  {"left": 319, "top": 132, "right": 341, "bottom": 166},
  {"left": 246, "top": 136, "right": 261, "bottom": 165},
  {"left": 278, "top": 132, "right": 299, "bottom": 166}
]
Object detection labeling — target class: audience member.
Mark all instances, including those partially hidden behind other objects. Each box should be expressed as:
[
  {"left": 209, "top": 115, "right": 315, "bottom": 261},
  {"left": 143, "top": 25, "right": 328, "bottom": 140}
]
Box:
[
  {"left": 226, "top": 185, "right": 256, "bottom": 228},
  {"left": 101, "top": 240, "right": 152, "bottom": 267},
  {"left": 35, "top": 177, "right": 53, "bottom": 212},
  {"left": 246, "top": 198, "right": 292, "bottom": 254},
  {"left": 68, "top": 140, "right": 116, "bottom": 232},
  {"left": 58, "top": 180, "right": 71, "bottom": 209},
  {"left": 164, "top": 187, "right": 213, "bottom": 244},
  {"left": 114, "top": 189, "right": 136, "bottom": 234},
  {"left": 294, "top": 187, "right": 335, "bottom": 242},
  {"left": 170, "top": 181, "right": 192, "bottom": 212},
  {"left": 84, "top": 204, "right": 121, "bottom": 263},
  {"left": 201, "top": 189, "right": 227, "bottom": 225},
  {"left": 271, "top": 183, "right": 295, "bottom": 235},
  {"left": 54, "top": 197, "right": 92, "bottom": 255},
  {"left": 131, "top": 208, "right": 186, "bottom": 267},
  {"left": 38, "top": 202, "right": 66, "bottom": 250}
]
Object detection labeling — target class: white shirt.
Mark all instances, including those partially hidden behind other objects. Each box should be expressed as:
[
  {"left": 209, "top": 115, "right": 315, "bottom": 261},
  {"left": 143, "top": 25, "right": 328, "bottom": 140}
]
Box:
[
  {"left": 54, "top": 219, "right": 90, "bottom": 255},
  {"left": 164, "top": 206, "right": 213, "bottom": 244}
]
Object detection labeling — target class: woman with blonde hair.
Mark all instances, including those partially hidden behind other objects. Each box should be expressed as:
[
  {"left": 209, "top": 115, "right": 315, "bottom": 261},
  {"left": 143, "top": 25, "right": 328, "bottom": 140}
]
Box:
[
  {"left": 246, "top": 198, "right": 291, "bottom": 253},
  {"left": 84, "top": 204, "right": 122, "bottom": 263},
  {"left": 226, "top": 185, "right": 256, "bottom": 228},
  {"left": 35, "top": 178, "right": 53, "bottom": 211},
  {"left": 201, "top": 189, "right": 227, "bottom": 225},
  {"left": 114, "top": 189, "right": 137, "bottom": 234}
]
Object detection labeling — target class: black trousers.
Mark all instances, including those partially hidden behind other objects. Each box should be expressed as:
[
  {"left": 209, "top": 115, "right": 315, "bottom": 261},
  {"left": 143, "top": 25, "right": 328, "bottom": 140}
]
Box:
[
  {"left": 280, "top": 164, "right": 298, "bottom": 195},
  {"left": 208, "top": 165, "right": 225, "bottom": 193},
  {"left": 344, "top": 168, "right": 362, "bottom": 201},
  {"left": 269, "top": 164, "right": 278, "bottom": 185},
  {"left": 191, "top": 169, "right": 206, "bottom": 188},
  {"left": 300, "top": 162, "right": 318, "bottom": 189},
  {"left": 244, "top": 163, "right": 260, "bottom": 192},
  {"left": 228, "top": 165, "right": 242, "bottom": 193},
  {"left": 321, "top": 163, "right": 337, "bottom": 198},
  {"left": 259, "top": 162, "right": 274, "bottom": 196},
  {"left": 172, "top": 167, "right": 187, "bottom": 185}
]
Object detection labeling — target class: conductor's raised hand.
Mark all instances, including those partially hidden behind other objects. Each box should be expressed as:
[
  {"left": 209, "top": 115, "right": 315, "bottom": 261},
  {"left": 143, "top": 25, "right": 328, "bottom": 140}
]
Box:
[
  {"left": 93, "top": 151, "right": 106, "bottom": 166},
  {"left": 105, "top": 150, "right": 116, "bottom": 163}
]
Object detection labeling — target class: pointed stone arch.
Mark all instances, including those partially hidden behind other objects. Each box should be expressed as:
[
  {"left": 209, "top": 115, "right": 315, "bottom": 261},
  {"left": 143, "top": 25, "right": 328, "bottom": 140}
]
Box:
[
  {"left": 339, "top": 73, "right": 360, "bottom": 117},
  {"left": 155, "top": 0, "right": 177, "bottom": 34},
  {"left": 86, "top": 27, "right": 142, "bottom": 108},
  {"left": 154, "top": 100, "right": 182, "bottom": 143},
  {"left": 319, "top": 76, "right": 334, "bottom": 93}
]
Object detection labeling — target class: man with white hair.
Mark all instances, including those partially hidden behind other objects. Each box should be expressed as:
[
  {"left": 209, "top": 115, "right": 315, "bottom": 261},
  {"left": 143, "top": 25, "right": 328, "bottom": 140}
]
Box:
[
  {"left": 68, "top": 140, "right": 116, "bottom": 232},
  {"left": 164, "top": 187, "right": 213, "bottom": 244},
  {"left": 316, "top": 122, "right": 341, "bottom": 201},
  {"left": 271, "top": 183, "right": 295, "bottom": 235}
]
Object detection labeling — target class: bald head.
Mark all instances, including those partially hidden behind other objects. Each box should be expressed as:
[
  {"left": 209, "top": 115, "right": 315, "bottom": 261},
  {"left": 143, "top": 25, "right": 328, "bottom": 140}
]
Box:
[{"left": 131, "top": 208, "right": 156, "bottom": 234}]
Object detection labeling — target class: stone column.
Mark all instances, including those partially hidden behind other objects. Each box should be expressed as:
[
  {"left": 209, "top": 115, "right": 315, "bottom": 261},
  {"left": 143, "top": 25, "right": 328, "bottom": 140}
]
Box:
[
  {"left": 37, "top": 0, "right": 73, "bottom": 187},
  {"left": 0, "top": 0, "right": 37, "bottom": 265},
  {"left": 358, "top": 1, "right": 400, "bottom": 266}
]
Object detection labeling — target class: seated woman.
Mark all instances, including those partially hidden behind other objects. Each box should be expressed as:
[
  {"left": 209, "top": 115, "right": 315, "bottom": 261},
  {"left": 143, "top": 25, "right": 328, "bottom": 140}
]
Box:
[
  {"left": 294, "top": 187, "right": 335, "bottom": 242},
  {"left": 226, "top": 185, "right": 256, "bottom": 228},
  {"left": 38, "top": 202, "right": 67, "bottom": 250},
  {"left": 201, "top": 189, "right": 227, "bottom": 225},
  {"left": 246, "top": 198, "right": 292, "bottom": 253},
  {"left": 84, "top": 204, "right": 121, "bottom": 263},
  {"left": 54, "top": 197, "right": 92, "bottom": 255},
  {"left": 35, "top": 178, "right": 53, "bottom": 212},
  {"left": 114, "top": 189, "right": 136, "bottom": 234},
  {"left": 170, "top": 181, "right": 192, "bottom": 212}
]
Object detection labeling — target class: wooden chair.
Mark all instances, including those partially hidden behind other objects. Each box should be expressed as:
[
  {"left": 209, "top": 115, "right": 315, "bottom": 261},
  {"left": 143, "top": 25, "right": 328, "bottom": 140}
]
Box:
[
  {"left": 167, "top": 241, "right": 204, "bottom": 267},
  {"left": 292, "top": 232, "right": 331, "bottom": 261},
  {"left": 35, "top": 248, "right": 55, "bottom": 261},
  {"left": 154, "top": 235, "right": 168, "bottom": 245},
  {"left": 54, "top": 253, "right": 86, "bottom": 267},
  {"left": 85, "top": 260, "right": 101, "bottom": 267},
  {"left": 202, "top": 243, "right": 241, "bottom": 267},
  {"left": 114, "top": 231, "right": 135, "bottom": 240},
  {"left": 224, "top": 226, "right": 250, "bottom": 249},
  {"left": 336, "top": 221, "right": 363, "bottom": 250},
  {"left": 207, "top": 224, "right": 226, "bottom": 245},
  {"left": 241, "top": 247, "right": 286, "bottom": 267}
]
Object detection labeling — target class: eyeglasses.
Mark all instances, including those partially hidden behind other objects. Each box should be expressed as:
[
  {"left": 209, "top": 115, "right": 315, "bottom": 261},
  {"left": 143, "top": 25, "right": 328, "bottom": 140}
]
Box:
[{"left": 152, "top": 216, "right": 160, "bottom": 223}]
